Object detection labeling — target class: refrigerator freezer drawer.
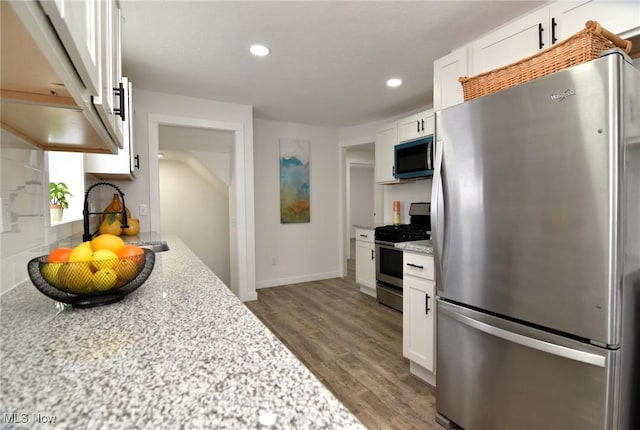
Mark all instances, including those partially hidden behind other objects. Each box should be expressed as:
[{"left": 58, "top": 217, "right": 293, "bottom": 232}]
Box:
[{"left": 436, "top": 299, "right": 615, "bottom": 430}]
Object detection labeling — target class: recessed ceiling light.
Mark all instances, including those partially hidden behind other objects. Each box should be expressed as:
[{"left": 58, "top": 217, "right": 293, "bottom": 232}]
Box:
[
  {"left": 250, "top": 44, "right": 271, "bottom": 56},
  {"left": 158, "top": 153, "right": 165, "bottom": 158},
  {"left": 386, "top": 78, "right": 402, "bottom": 87}
]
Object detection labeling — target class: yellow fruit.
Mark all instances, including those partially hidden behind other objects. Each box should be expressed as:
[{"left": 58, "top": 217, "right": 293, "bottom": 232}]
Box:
[
  {"left": 41, "top": 262, "right": 62, "bottom": 286},
  {"left": 99, "top": 217, "right": 124, "bottom": 236},
  {"left": 122, "top": 218, "right": 140, "bottom": 236},
  {"left": 68, "top": 243, "right": 94, "bottom": 262},
  {"left": 91, "top": 234, "right": 125, "bottom": 253},
  {"left": 91, "top": 249, "right": 119, "bottom": 271},
  {"left": 114, "top": 259, "right": 139, "bottom": 284},
  {"left": 58, "top": 262, "right": 94, "bottom": 293},
  {"left": 92, "top": 268, "right": 117, "bottom": 291}
]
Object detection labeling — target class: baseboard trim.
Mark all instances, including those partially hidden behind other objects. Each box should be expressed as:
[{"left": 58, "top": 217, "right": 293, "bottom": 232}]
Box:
[
  {"left": 409, "top": 360, "right": 436, "bottom": 387},
  {"left": 256, "top": 271, "right": 342, "bottom": 289}
]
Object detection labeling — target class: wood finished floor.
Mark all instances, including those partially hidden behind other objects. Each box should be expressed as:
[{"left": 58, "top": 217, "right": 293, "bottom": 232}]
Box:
[{"left": 245, "top": 242, "right": 438, "bottom": 429}]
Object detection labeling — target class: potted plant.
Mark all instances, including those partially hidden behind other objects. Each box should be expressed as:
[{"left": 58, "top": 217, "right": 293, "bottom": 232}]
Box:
[{"left": 49, "top": 182, "right": 72, "bottom": 222}]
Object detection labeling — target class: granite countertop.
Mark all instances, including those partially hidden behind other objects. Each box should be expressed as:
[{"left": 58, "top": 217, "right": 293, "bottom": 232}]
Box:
[
  {"left": 352, "top": 224, "right": 377, "bottom": 230},
  {"left": 0, "top": 237, "right": 363, "bottom": 429},
  {"left": 395, "top": 240, "right": 434, "bottom": 256}
]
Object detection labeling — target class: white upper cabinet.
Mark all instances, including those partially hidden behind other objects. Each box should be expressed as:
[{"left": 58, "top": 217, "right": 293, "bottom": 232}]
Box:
[
  {"left": 548, "top": 1, "right": 640, "bottom": 41},
  {"left": 93, "top": 0, "right": 124, "bottom": 147},
  {"left": 39, "top": 0, "right": 100, "bottom": 97},
  {"left": 471, "top": 1, "right": 639, "bottom": 77},
  {"left": 397, "top": 109, "right": 434, "bottom": 143},
  {"left": 1, "top": 0, "right": 124, "bottom": 153},
  {"left": 433, "top": 47, "right": 469, "bottom": 111},
  {"left": 435, "top": 0, "right": 640, "bottom": 111},
  {"left": 85, "top": 78, "right": 137, "bottom": 180},
  {"left": 375, "top": 122, "right": 399, "bottom": 184},
  {"left": 472, "top": 7, "right": 551, "bottom": 76}
]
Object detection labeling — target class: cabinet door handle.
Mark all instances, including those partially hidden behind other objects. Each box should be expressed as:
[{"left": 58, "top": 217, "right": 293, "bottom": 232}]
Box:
[
  {"left": 371, "top": 249, "right": 375, "bottom": 260},
  {"left": 134, "top": 154, "right": 140, "bottom": 169},
  {"left": 551, "top": 17, "right": 558, "bottom": 44},
  {"left": 113, "top": 82, "right": 126, "bottom": 121},
  {"left": 421, "top": 119, "right": 425, "bottom": 132},
  {"left": 538, "top": 23, "right": 545, "bottom": 50},
  {"left": 416, "top": 120, "right": 420, "bottom": 133},
  {"left": 425, "top": 294, "right": 431, "bottom": 314},
  {"left": 407, "top": 263, "right": 424, "bottom": 269}
]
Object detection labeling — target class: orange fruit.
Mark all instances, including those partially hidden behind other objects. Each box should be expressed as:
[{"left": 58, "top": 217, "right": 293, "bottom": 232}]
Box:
[
  {"left": 47, "top": 247, "right": 73, "bottom": 263},
  {"left": 114, "top": 259, "right": 139, "bottom": 284},
  {"left": 116, "top": 245, "right": 145, "bottom": 267},
  {"left": 91, "top": 234, "right": 126, "bottom": 253}
]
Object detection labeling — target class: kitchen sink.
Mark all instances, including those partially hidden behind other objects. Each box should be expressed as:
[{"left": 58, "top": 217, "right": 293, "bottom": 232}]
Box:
[{"left": 134, "top": 240, "right": 170, "bottom": 252}]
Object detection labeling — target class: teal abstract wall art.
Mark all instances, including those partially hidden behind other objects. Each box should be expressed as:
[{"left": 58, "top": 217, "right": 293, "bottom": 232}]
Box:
[{"left": 280, "top": 139, "right": 310, "bottom": 223}]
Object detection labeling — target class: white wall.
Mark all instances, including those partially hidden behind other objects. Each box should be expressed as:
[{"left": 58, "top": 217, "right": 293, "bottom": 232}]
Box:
[
  {"left": 254, "top": 119, "right": 341, "bottom": 288},
  {"left": 159, "top": 158, "right": 230, "bottom": 286},
  {"left": 382, "top": 180, "right": 432, "bottom": 224}
]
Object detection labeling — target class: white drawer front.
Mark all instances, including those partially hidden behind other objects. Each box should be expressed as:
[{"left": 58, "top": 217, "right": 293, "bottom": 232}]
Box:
[
  {"left": 403, "top": 252, "right": 434, "bottom": 280},
  {"left": 355, "top": 228, "right": 374, "bottom": 244}
]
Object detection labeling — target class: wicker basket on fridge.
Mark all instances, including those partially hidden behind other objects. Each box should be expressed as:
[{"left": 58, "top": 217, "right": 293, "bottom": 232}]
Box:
[{"left": 459, "top": 20, "right": 633, "bottom": 102}]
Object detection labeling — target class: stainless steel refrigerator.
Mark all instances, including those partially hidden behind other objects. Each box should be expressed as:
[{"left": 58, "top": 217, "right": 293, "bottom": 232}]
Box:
[{"left": 431, "top": 49, "right": 640, "bottom": 430}]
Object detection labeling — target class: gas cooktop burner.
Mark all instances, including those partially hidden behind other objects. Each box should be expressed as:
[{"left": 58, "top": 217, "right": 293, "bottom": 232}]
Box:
[{"left": 375, "top": 202, "right": 431, "bottom": 243}]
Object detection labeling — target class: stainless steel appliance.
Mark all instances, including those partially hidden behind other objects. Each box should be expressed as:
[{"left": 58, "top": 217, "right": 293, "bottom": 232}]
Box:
[
  {"left": 431, "top": 49, "right": 640, "bottom": 430},
  {"left": 375, "top": 202, "right": 431, "bottom": 312},
  {"left": 394, "top": 136, "right": 434, "bottom": 179}
]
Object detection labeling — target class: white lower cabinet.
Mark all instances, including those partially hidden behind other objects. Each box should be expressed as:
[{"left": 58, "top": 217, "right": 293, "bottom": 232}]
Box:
[
  {"left": 355, "top": 228, "right": 376, "bottom": 297},
  {"left": 402, "top": 251, "right": 436, "bottom": 385}
]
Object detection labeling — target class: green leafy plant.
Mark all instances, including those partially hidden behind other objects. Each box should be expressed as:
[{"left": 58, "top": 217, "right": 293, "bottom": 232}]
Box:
[{"left": 49, "top": 182, "right": 72, "bottom": 209}]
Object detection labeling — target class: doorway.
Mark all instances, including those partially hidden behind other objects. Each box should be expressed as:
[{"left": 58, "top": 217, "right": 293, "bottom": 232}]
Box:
[
  {"left": 344, "top": 144, "right": 376, "bottom": 261},
  {"left": 158, "top": 125, "right": 232, "bottom": 287},
  {"left": 148, "top": 114, "right": 256, "bottom": 302}
]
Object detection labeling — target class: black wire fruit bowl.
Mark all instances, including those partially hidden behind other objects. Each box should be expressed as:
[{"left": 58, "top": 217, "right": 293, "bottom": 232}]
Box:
[{"left": 28, "top": 249, "right": 155, "bottom": 308}]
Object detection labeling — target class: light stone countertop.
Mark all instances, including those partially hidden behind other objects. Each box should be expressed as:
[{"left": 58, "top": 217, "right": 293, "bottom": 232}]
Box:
[
  {"left": 0, "top": 237, "right": 364, "bottom": 430},
  {"left": 394, "top": 240, "right": 434, "bottom": 255}
]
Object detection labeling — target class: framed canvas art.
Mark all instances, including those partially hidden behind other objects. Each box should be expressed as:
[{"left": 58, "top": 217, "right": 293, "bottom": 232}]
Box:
[{"left": 279, "top": 139, "right": 310, "bottom": 223}]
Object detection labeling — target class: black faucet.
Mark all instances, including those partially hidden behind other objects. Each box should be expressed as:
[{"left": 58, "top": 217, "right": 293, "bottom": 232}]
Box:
[{"left": 83, "top": 182, "right": 129, "bottom": 242}]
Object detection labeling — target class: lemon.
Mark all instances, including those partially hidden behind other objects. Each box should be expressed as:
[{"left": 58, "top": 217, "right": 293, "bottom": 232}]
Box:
[
  {"left": 91, "top": 234, "right": 125, "bottom": 253},
  {"left": 68, "top": 242, "right": 94, "bottom": 262},
  {"left": 91, "top": 249, "right": 119, "bottom": 271},
  {"left": 114, "top": 259, "right": 138, "bottom": 284},
  {"left": 41, "top": 262, "right": 62, "bottom": 286},
  {"left": 92, "top": 268, "right": 117, "bottom": 291},
  {"left": 58, "top": 262, "right": 94, "bottom": 293}
]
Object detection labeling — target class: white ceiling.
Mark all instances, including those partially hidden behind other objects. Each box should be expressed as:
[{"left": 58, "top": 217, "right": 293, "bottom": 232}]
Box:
[{"left": 120, "top": 1, "right": 546, "bottom": 128}]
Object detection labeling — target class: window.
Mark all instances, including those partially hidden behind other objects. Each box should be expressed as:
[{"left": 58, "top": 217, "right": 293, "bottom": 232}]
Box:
[{"left": 47, "top": 151, "right": 84, "bottom": 224}]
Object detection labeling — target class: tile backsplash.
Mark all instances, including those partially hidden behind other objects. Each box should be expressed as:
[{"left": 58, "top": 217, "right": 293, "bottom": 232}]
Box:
[{"left": 0, "top": 129, "right": 82, "bottom": 294}]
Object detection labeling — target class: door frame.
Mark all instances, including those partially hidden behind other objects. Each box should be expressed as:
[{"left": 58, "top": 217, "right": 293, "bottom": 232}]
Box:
[{"left": 148, "top": 113, "right": 257, "bottom": 301}]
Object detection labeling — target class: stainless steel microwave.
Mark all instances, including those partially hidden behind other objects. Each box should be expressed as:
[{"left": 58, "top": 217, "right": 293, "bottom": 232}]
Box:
[{"left": 394, "top": 136, "right": 434, "bottom": 179}]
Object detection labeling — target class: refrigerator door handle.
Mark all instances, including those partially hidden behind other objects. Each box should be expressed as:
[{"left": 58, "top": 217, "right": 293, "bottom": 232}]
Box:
[
  {"left": 431, "top": 137, "right": 446, "bottom": 286},
  {"left": 439, "top": 303, "right": 606, "bottom": 368}
]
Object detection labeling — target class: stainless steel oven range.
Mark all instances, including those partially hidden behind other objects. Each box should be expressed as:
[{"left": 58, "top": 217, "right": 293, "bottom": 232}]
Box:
[{"left": 374, "top": 202, "right": 430, "bottom": 312}]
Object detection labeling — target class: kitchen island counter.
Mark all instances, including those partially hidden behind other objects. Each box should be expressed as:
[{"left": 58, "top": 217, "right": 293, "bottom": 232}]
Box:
[{"left": 0, "top": 237, "right": 363, "bottom": 429}]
